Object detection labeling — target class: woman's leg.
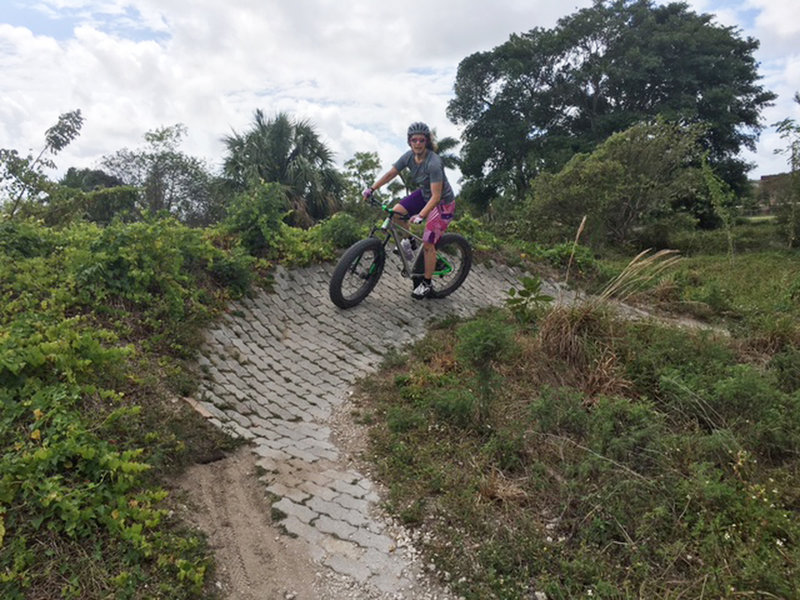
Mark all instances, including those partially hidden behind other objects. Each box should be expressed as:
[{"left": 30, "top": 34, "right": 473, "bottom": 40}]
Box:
[
  {"left": 421, "top": 202, "right": 455, "bottom": 281},
  {"left": 422, "top": 242, "right": 436, "bottom": 279},
  {"left": 394, "top": 189, "right": 425, "bottom": 222}
]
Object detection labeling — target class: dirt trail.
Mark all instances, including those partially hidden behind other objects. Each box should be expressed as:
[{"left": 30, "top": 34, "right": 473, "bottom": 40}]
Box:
[{"left": 176, "top": 448, "right": 321, "bottom": 600}]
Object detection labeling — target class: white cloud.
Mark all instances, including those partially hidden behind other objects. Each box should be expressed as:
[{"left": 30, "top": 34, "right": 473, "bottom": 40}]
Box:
[
  {"left": 1, "top": 0, "right": 798, "bottom": 189},
  {"left": 748, "top": 0, "right": 800, "bottom": 45}
]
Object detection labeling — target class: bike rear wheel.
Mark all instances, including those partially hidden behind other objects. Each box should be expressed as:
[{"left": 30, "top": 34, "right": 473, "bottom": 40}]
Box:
[
  {"left": 329, "top": 237, "right": 386, "bottom": 308},
  {"left": 412, "top": 233, "right": 472, "bottom": 299}
]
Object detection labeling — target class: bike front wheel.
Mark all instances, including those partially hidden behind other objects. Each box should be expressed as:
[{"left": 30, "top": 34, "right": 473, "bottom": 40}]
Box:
[
  {"left": 412, "top": 233, "right": 472, "bottom": 299},
  {"left": 329, "top": 237, "right": 386, "bottom": 308}
]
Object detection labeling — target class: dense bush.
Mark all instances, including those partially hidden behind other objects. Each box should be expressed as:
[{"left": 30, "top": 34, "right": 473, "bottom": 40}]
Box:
[
  {"left": 13, "top": 185, "right": 141, "bottom": 228},
  {"left": 223, "top": 181, "right": 288, "bottom": 256},
  {"left": 222, "top": 181, "right": 345, "bottom": 265},
  {"left": 314, "top": 212, "right": 366, "bottom": 249},
  {"left": 522, "top": 120, "right": 707, "bottom": 249},
  {"left": 0, "top": 216, "right": 253, "bottom": 598}
]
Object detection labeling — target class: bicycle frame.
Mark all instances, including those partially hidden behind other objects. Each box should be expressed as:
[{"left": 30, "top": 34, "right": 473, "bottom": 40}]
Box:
[{"left": 368, "top": 198, "right": 455, "bottom": 278}]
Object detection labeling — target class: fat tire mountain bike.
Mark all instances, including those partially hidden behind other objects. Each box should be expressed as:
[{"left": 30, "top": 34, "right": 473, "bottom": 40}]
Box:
[{"left": 329, "top": 196, "right": 472, "bottom": 309}]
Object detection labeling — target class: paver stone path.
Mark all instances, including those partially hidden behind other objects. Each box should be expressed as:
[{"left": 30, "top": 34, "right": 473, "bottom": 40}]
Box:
[{"left": 192, "top": 260, "right": 564, "bottom": 598}]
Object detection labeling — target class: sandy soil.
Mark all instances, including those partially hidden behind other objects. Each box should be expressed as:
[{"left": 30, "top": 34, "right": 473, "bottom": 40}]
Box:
[{"left": 174, "top": 448, "right": 321, "bottom": 600}]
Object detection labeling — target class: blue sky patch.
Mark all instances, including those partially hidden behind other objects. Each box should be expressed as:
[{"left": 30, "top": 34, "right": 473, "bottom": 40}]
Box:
[
  {"left": 0, "top": 2, "right": 79, "bottom": 40},
  {"left": 0, "top": 2, "right": 169, "bottom": 43}
]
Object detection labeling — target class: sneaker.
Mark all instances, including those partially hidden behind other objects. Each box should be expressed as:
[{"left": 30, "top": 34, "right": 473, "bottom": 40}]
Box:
[{"left": 411, "top": 280, "right": 433, "bottom": 299}]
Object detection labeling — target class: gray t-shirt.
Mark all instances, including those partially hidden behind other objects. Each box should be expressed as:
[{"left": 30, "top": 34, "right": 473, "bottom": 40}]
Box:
[{"left": 393, "top": 150, "right": 455, "bottom": 204}]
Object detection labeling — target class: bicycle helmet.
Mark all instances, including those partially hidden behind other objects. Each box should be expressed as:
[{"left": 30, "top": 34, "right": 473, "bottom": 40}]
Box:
[{"left": 407, "top": 121, "right": 431, "bottom": 138}]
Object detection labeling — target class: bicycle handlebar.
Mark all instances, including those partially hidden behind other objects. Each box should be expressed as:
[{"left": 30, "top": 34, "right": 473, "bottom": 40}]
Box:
[{"left": 367, "top": 192, "right": 409, "bottom": 220}]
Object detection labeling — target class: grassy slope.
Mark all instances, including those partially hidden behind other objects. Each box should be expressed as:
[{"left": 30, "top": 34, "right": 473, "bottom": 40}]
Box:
[
  {"left": 354, "top": 232, "right": 800, "bottom": 599},
  {"left": 0, "top": 218, "right": 250, "bottom": 599}
]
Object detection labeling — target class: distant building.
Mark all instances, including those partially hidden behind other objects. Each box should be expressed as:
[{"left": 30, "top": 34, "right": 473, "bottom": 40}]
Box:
[{"left": 750, "top": 172, "right": 793, "bottom": 213}]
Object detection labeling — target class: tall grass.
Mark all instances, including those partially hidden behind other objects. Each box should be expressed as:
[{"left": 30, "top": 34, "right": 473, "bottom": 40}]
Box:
[{"left": 358, "top": 248, "right": 800, "bottom": 599}]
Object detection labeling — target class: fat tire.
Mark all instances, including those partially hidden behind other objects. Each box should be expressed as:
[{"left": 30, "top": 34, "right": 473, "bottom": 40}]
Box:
[
  {"left": 329, "top": 237, "right": 386, "bottom": 308},
  {"left": 412, "top": 233, "right": 472, "bottom": 299}
]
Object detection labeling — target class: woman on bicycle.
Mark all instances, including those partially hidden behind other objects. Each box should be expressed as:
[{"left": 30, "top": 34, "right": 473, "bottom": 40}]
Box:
[{"left": 362, "top": 121, "right": 456, "bottom": 299}]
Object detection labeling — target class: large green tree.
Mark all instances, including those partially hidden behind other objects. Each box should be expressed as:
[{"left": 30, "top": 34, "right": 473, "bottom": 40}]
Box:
[
  {"left": 101, "top": 124, "right": 221, "bottom": 225},
  {"left": 60, "top": 167, "right": 124, "bottom": 191},
  {"left": 222, "top": 110, "right": 344, "bottom": 227},
  {"left": 447, "top": 0, "right": 775, "bottom": 206}
]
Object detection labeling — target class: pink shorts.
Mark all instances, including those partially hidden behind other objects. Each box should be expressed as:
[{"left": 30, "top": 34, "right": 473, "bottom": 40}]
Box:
[{"left": 399, "top": 190, "right": 455, "bottom": 245}]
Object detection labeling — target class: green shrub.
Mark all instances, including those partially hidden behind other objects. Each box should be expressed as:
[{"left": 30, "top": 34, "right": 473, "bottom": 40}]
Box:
[
  {"left": 0, "top": 219, "right": 56, "bottom": 258},
  {"left": 223, "top": 181, "right": 288, "bottom": 256},
  {"left": 621, "top": 323, "right": 733, "bottom": 397},
  {"left": 688, "top": 280, "right": 736, "bottom": 315},
  {"left": 587, "top": 396, "right": 666, "bottom": 472},
  {"left": 710, "top": 365, "right": 800, "bottom": 460},
  {"left": 481, "top": 429, "right": 526, "bottom": 472},
  {"left": 275, "top": 223, "right": 335, "bottom": 266},
  {"left": 386, "top": 405, "right": 425, "bottom": 433},
  {"left": 530, "top": 386, "right": 589, "bottom": 438},
  {"left": 83, "top": 186, "right": 139, "bottom": 225},
  {"left": 522, "top": 120, "right": 706, "bottom": 249},
  {"left": 315, "top": 212, "right": 365, "bottom": 249},
  {"left": 449, "top": 213, "right": 502, "bottom": 251},
  {"left": 455, "top": 311, "right": 516, "bottom": 369},
  {"left": 770, "top": 346, "right": 800, "bottom": 393},
  {"left": 539, "top": 242, "right": 598, "bottom": 276},
  {"left": 206, "top": 243, "right": 254, "bottom": 296},
  {"left": 505, "top": 275, "right": 554, "bottom": 324},
  {"left": 430, "top": 388, "right": 479, "bottom": 429},
  {"left": 0, "top": 216, "right": 250, "bottom": 597}
]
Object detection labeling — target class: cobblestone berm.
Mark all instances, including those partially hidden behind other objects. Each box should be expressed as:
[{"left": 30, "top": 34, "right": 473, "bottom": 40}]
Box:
[{"left": 192, "top": 259, "right": 566, "bottom": 598}]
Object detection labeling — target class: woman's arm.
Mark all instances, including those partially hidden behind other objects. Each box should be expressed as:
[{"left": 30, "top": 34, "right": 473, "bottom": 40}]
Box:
[
  {"left": 369, "top": 166, "right": 400, "bottom": 191},
  {"left": 418, "top": 180, "right": 443, "bottom": 218}
]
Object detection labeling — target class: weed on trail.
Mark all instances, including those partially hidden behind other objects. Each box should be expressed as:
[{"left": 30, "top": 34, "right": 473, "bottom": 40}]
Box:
[{"left": 358, "top": 303, "right": 800, "bottom": 599}]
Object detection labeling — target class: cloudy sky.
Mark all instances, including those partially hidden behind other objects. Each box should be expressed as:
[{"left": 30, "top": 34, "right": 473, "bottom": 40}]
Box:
[{"left": 1, "top": 0, "right": 798, "bottom": 189}]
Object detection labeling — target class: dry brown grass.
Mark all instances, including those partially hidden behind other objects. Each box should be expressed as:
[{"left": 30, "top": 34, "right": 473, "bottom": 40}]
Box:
[
  {"left": 534, "top": 247, "right": 684, "bottom": 401},
  {"left": 478, "top": 467, "right": 530, "bottom": 505},
  {"left": 429, "top": 352, "right": 459, "bottom": 374},
  {"left": 581, "top": 345, "right": 631, "bottom": 403},
  {"left": 535, "top": 304, "right": 632, "bottom": 402},
  {"left": 564, "top": 215, "right": 587, "bottom": 286},
  {"left": 597, "top": 248, "right": 682, "bottom": 304}
]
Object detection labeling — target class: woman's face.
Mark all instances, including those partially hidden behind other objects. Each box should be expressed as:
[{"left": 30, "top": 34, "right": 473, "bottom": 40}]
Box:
[{"left": 409, "top": 135, "right": 428, "bottom": 156}]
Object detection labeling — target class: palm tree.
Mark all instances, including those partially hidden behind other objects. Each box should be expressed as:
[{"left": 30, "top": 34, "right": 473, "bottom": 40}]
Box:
[
  {"left": 434, "top": 134, "right": 461, "bottom": 171},
  {"left": 222, "top": 110, "right": 344, "bottom": 227}
]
